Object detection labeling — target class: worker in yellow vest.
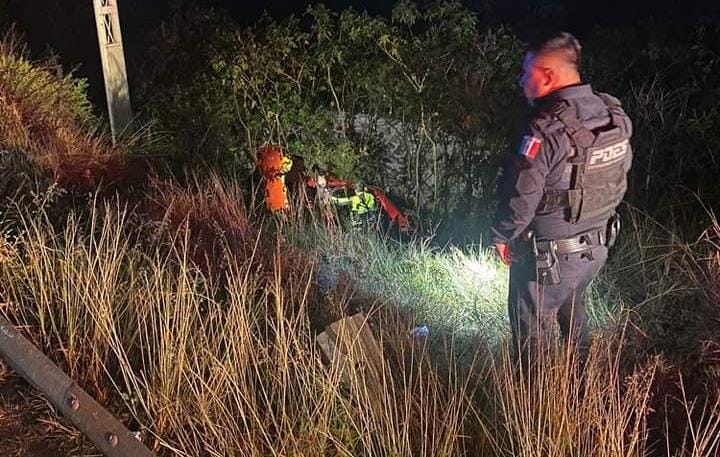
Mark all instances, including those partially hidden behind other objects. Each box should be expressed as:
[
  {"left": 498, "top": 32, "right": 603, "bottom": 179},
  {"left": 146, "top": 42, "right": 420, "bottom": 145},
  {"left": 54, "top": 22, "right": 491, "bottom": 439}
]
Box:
[{"left": 331, "top": 183, "right": 377, "bottom": 226}]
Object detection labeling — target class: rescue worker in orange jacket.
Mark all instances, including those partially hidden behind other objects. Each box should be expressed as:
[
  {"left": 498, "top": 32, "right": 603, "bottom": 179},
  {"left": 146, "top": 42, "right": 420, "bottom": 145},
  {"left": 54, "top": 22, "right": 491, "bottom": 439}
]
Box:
[{"left": 256, "top": 145, "right": 293, "bottom": 212}]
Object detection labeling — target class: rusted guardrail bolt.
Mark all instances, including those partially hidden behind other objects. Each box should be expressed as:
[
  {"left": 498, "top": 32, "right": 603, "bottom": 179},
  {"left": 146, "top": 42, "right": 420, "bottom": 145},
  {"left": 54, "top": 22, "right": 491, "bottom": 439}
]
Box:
[
  {"left": 106, "top": 432, "right": 119, "bottom": 448},
  {"left": 67, "top": 394, "right": 79, "bottom": 411}
]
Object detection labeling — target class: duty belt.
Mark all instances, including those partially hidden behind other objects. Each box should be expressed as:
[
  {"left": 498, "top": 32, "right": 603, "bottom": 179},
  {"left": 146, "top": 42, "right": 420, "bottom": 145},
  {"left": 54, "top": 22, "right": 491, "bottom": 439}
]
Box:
[{"left": 552, "top": 229, "right": 606, "bottom": 255}]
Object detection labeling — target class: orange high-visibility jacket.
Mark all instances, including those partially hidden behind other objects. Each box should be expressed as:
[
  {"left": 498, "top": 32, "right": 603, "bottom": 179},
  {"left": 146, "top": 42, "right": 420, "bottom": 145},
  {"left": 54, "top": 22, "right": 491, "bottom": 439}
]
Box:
[{"left": 257, "top": 145, "right": 292, "bottom": 212}]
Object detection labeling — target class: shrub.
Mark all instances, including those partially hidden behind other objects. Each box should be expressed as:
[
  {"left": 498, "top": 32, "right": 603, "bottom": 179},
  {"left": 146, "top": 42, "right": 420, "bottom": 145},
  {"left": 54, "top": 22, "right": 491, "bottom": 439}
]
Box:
[
  {"left": 137, "top": 2, "right": 522, "bottom": 222},
  {"left": 585, "top": 26, "right": 720, "bottom": 219},
  {"left": 0, "top": 32, "right": 131, "bottom": 194}
]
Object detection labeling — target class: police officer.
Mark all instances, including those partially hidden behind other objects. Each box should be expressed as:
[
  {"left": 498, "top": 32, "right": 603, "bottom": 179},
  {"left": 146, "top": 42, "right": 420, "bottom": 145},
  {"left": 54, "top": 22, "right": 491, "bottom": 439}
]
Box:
[{"left": 491, "top": 32, "right": 632, "bottom": 358}]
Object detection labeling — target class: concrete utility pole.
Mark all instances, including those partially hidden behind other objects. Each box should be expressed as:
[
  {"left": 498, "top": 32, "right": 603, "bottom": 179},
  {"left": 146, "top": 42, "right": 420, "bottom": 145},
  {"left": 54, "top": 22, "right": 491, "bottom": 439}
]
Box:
[{"left": 92, "top": 0, "right": 133, "bottom": 142}]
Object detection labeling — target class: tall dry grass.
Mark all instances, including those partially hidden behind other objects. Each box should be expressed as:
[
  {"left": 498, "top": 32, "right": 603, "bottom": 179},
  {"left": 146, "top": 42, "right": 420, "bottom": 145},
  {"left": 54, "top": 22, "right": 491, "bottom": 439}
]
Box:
[
  {"left": 0, "top": 190, "right": 717, "bottom": 456},
  {"left": 0, "top": 200, "right": 474, "bottom": 455}
]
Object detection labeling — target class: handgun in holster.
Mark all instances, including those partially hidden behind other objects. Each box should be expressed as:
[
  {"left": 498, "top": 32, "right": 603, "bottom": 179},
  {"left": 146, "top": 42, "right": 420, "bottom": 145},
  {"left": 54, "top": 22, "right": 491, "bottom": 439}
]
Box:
[{"left": 530, "top": 233, "right": 561, "bottom": 285}]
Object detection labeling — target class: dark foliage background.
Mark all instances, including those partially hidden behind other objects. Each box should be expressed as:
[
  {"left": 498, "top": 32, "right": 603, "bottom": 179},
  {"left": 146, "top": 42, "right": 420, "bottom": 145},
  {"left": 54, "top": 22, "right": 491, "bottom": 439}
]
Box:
[
  {"left": 2, "top": 0, "right": 719, "bottom": 237},
  {"left": 125, "top": 3, "right": 720, "bottom": 234},
  {"left": 5, "top": 0, "right": 720, "bottom": 228}
]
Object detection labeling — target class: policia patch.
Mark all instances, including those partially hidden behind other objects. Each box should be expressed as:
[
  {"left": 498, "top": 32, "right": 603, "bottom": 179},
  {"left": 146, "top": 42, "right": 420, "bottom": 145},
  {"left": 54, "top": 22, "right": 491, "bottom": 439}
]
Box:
[{"left": 588, "top": 139, "right": 630, "bottom": 167}]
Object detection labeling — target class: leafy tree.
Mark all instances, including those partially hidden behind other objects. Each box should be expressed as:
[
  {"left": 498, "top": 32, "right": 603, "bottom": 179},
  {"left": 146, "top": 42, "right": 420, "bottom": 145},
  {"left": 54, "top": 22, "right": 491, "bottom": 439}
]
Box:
[{"left": 138, "top": 2, "right": 522, "bottom": 223}]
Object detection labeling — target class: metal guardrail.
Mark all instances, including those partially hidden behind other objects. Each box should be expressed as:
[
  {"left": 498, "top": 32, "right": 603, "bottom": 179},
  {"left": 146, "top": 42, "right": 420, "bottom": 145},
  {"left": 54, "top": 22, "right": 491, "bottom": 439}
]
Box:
[{"left": 0, "top": 315, "right": 157, "bottom": 457}]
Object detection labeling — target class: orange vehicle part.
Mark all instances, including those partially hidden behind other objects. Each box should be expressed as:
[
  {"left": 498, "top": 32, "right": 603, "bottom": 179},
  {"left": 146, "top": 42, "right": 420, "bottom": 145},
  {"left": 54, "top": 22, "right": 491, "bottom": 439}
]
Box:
[
  {"left": 368, "top": 187, "right": 409, "bottom": 232},
  {"left": 307, "top": 176, "right": 409, "bottom": 232}
]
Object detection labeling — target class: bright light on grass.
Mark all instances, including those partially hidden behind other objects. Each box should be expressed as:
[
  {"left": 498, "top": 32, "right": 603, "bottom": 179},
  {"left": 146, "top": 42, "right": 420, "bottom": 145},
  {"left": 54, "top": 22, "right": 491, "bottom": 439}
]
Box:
[
  {"left": 285, "top": 217, "right": 623, "bottom": 345},
  {"left": 461, "top": 256, "right": 498, "bottom": 283},
  {"left": 284, "top": 219, "right": 511, "bottom": 343}
]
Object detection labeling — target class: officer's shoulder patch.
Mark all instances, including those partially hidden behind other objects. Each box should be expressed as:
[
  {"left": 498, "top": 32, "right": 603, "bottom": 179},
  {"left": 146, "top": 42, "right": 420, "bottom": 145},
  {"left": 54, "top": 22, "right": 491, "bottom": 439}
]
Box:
[{"left": 518, "top": 135, "right": 542, "bottom": 159}]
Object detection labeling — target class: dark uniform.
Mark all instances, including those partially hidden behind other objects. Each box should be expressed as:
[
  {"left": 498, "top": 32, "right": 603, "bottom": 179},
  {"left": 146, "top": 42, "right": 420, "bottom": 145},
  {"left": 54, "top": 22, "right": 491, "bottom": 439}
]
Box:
[{"left": 491, "top": 83, "right": 632, "bottom": 355}]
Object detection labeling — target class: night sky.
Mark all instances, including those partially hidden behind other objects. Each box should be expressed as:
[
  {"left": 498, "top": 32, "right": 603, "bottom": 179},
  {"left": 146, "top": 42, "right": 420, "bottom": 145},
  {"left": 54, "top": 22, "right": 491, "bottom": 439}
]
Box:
[{"left": 3, "top": 0, "right": 720, "bottom": 105}]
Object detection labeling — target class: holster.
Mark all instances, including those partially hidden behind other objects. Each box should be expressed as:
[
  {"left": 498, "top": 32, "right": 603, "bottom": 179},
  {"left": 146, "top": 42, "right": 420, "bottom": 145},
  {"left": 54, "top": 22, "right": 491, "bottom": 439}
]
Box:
[{"left": 530, "top": 234, "right": 561, "bottom": 285}]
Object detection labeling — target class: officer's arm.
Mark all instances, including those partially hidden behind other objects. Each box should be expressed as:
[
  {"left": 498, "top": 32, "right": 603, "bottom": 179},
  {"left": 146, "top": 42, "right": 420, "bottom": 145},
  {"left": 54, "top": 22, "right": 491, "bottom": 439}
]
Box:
[{"left": 491, "top": 128, "right": 554, "bottom": 244}]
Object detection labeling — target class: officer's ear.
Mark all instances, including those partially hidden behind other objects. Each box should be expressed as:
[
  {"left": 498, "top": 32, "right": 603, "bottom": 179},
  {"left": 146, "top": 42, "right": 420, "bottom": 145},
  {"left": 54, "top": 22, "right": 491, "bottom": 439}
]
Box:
[{"left": 542, "top": 67, "right": 556, "bottom": 88}]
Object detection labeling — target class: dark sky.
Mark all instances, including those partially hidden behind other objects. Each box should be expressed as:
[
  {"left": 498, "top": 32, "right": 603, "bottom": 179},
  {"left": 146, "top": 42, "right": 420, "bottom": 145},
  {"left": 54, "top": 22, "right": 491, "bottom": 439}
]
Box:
[{"left": 3, "top": 0, "right": 719, "bottom": 106}]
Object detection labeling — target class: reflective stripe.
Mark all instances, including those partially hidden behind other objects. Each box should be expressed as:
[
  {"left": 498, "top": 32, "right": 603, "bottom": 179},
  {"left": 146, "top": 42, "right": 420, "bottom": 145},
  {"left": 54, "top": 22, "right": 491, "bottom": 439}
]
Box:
[{"left": 588, "top": 140, "right": 630, "bottom": 167}]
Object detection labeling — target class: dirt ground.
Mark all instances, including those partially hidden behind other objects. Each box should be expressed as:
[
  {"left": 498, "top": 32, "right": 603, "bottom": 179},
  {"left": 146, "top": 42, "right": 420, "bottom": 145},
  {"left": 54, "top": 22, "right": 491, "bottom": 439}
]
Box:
[{"left": 0, "top": 360, "right": 95, "bottom": 457}]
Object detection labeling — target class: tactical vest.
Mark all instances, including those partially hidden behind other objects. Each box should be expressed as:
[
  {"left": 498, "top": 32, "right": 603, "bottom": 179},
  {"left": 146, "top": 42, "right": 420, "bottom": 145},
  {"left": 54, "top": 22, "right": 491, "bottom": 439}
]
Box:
[{"left": 540, "top": 94, "right": 631, "bottom": 224}]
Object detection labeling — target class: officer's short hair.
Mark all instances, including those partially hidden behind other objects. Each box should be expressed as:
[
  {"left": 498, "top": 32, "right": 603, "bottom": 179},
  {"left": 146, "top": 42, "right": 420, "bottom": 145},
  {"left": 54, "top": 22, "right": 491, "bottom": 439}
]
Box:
[{"left": 528, "top": 32, "right": 582, "bottom": 70}]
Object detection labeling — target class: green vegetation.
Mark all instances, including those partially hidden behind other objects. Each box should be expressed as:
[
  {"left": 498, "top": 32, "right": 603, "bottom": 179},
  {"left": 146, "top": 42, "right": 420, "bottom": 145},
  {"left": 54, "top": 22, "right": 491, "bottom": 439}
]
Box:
[
  {"left": 0, "top": 3, "right": 719, "bottom": 456},
  {"left": 0, "top": 31, "right": 134, "bottom": 197},
  {"left": 288, "top": 222, "right": 509, "bottom": 339},
  {"left": 138, "top": 2, "right": 521, "bottom": 219}
]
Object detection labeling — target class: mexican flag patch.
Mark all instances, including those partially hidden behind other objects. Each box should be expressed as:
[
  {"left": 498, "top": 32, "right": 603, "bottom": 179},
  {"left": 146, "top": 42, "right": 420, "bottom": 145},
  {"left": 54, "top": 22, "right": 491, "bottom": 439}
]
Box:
[{"left": 518, "top": 135, "right": 542, "bottom": 159}]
